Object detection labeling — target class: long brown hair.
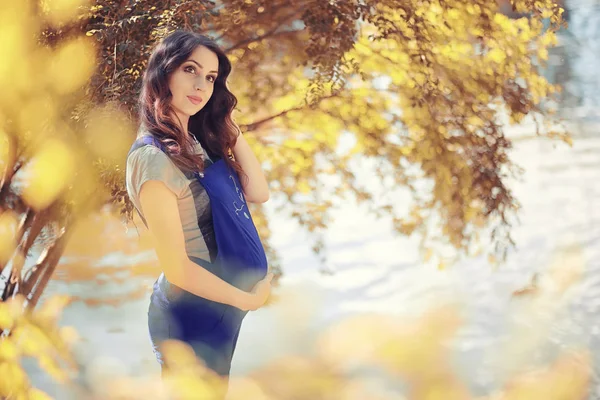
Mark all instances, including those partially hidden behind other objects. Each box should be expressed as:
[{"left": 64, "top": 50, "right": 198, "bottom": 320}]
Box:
[{"left": 139, "top": 30, "right": 244, "bottom": 179}]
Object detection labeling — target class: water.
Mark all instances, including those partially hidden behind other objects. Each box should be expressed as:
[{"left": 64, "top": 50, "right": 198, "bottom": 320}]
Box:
[
  {"left": 22, "top": 2, "right": 600, "bottom": 398},
  {"left": 31, "top": 130, "right": 599, "bottom": 399}
]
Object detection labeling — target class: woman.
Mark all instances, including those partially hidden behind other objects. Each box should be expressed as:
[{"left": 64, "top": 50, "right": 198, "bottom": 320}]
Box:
[{"left": 125, "top": 30, "right": 273, "bottom": 383}]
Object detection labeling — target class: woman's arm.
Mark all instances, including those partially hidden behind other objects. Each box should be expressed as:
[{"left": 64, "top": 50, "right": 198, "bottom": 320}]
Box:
[
  {"left": 139, "top": 180, "right": 266, "bottom": 310},
  {"left": 232, "top": 134, "right": 270, "bottom": 203}
]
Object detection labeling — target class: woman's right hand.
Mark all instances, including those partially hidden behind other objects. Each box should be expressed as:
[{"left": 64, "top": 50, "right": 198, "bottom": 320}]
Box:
[{"left": 241, "top": 273, "right": 274, "bottom": 311}]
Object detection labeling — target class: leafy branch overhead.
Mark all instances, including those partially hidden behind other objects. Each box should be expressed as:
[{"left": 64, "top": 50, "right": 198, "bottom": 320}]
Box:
[
  {"left": 82, "top": 0, "right": 565, "bottom": 262},
  {"left": 4, "top": 0, "right": 567, "bottom": 292}
]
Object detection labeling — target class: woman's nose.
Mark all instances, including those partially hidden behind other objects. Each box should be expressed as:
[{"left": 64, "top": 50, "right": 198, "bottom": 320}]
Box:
[{"left": 195, "top": 78, "right": 207, "bottom": 91}]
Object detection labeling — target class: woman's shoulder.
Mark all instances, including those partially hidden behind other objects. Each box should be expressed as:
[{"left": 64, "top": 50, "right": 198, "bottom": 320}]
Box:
[
  {"left": 126, "top": 140, "right": 188, "bottom": 198},
  {"left": 128, "top": 130, "right": 169, "bottom": 157},
  {"left": 127, "top": 132, "right": 176, "bottom": 171},
  {"left": 127, "top": 140, "right": 168, "bottom": 164},
  {"left": 128, "top": 131, "right": 216, "bottom": 166}
]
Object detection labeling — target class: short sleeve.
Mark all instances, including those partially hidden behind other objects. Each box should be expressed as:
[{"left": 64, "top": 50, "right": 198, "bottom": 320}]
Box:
[{"left": 126, "top": 145, "right": 188, "bottom": 212}]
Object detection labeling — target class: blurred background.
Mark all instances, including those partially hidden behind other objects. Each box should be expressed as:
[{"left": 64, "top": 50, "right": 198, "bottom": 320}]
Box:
[{"left": 1, "top": 0, "right": 599, "bottom": 399}]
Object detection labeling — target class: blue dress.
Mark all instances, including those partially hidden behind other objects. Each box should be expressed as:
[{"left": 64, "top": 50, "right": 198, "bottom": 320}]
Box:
[{"left": 127, "top": 135, "right": 268, "bottom": 378}]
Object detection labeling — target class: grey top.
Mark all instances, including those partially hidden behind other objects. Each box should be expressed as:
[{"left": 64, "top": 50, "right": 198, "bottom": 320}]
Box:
[{"left": 125, "top": 136, "right": 217, "bottom": 263}]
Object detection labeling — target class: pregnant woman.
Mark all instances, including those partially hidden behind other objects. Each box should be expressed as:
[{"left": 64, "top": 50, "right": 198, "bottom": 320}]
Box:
[{"left": 125, "top": 30, "right": 273, "bottom": 390}]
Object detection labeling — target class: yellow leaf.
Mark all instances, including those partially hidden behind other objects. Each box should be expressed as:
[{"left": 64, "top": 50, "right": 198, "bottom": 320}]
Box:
[
  {"left": 227, "top": 377, "right": 269, "bottom": 400},
  {"left": 12, "top": 325, "right": 50, "bottom": 357},
  {"left": 40, "top": 0, "right": 91, "bottom": 27},
  {"left": 0, "top": 339, "right": 20, "bottom": 362},
  {"left": 0, "top": 6, "right": 33, "bottom": 97},
  {"left": 0, "top": 304, "right": 14, "bottom": 331},
  {"left": 297, "top": 181, "right": 311, "bottom": 194},
  {"left": 38, "top": 354, "right": 69, "bottom": 383},
  {"left": 59, "top": 326, "right": 80, "bottom": 346},
  {"left": 84, "top": 106, "right": 135, "bottom": 162},
  {"left": 28, "top": 388, "right": 53, "bottom": 400},
  {"left": 21, "top": 139, "right": 76, "bottom": 210},
  {"left": 37, "top": 295, "right": 72, "bottom": 324},
  {"left": 47, "top": 37, "right": 96, "bottom": 95},
  {"left": 0, "top": 362, "right": 29, "bottom": 396},
  {"left": 414, "top": 72, "right": 426, "bottom": 86},
  {"left": 486, "top": 48, "right": 506, "bottom": 63},
  {"left": 0, "top": 129, "right": 14, "bottom": 171},
  {"left": 0, "top": 210, "right": 18, "bottom": 264}
]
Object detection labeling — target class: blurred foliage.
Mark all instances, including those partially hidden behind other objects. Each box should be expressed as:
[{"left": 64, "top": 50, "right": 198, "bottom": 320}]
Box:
[
  {"left": 0, "top": 295, "right": 78, "bottom": 399},
  {"left": 1, "top": 200, "right": 592, "bottom": 398},
  {"left": 0, "top": 0, "right": 587, "bottom": 398},
  {"left": 0, "top": 0, "right": 138, "bottom": 309},
  {"left": 70, "top": 0, "right": 570, "bottom": 269},
  {"left": 1, "top": 0, "right": 570, "bottom": 304},
  {"left": 2, "top": 253, "right": 591, "bottom": 399}
]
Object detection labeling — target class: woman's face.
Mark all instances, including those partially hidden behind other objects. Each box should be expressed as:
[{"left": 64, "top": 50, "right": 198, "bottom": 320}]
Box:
[{"left": 168, "top": 45, "right": 219, "bottom": 122}]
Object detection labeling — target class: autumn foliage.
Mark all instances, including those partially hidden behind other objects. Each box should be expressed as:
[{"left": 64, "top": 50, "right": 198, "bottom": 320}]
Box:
[
  {"left": 0, "top": 0, "right": 581, "bottom": 398},
  {"left": 78, "top": 0, "right": 569, "bottom": 265}
]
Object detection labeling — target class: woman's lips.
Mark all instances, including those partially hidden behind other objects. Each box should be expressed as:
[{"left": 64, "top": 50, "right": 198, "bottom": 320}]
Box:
[{"left": 187, "top": 95, "right": 203, "bottom": 105}]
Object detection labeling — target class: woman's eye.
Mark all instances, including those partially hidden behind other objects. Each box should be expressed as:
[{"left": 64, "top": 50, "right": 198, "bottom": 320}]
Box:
[
  {"left": 207, "top": 76, "right": 216, "bottom": 83},
  {"left": 184, "top": 66, "right": 196, "bottom": 74}
]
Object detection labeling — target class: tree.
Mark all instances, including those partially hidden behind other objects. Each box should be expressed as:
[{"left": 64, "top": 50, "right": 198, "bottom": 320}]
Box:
[
  {"left": 81, "top": 0, "right": 569, "bottom": 264},
  {"left": 0, "top": 0, "right": 568, "bottom": 306}
]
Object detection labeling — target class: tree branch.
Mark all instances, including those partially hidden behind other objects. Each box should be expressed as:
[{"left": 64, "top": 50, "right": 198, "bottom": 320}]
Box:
[
  {"left": 241, "top": 93, "right": 338, "bottom": 132},
  {"left": 224, "top": 27, "right": 303, "bottom": 53},
  {"left": 222, "top": 7, "right": 304, "bottom": 53},
  {"left": 23, "top": 228, "right": 70, "bottom": 309}
]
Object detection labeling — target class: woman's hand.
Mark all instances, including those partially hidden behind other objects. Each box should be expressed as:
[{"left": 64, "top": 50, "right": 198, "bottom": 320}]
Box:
[{"left": 239, "top": 273, "right": 274, "bottom": 311}]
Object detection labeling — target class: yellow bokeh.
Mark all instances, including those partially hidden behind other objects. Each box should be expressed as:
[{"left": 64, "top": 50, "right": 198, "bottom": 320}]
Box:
[
  {"left": 0, "top": 361, "right": 29, "bottom": 397},
  {"left": 58, "top": 326, "right": 80, "bottom": 347},
  {"left": 47, "top": 37, "right": 96, "bottom": 96},
  {"left": 60, "top": 145, "right": 106, "bottom": 212},
  {"left": 36, "top": 295, "right": 72, "bottom": 325},
  {"left": 487, "top": 47, "right": 507, "bottom": 64},
  {"left": 0, "top": 210, "right": 18, "bottom": 264},
  {"left": 0, "top": 3, "right": 36, "bottom": 105},
  {"left": 21, "top": 138, "right": 76, "bottom": 210},
  {"left": 40, "top": 0, "right": 90, "bottom": 27},
  {"left": 13, "top": 46, "right": 53, "bottom": 99},
  {"left": 84, "top": 105, "right": 135, "bottom": 162},
  {"left": 37, "top": 353, "right": 69, "bottom": 383},
  {"left": 503, "top": 352, "right": 590, "bottom": 400},
  {"left": 0, "top": 293, "right": 71, "bottom": 400},
  {"left": 17, "top": 94, "right": 59, "bottom": 138},
  {"left": 250, "top": 355, "right": 343, "bottom": 399},
  {"left": 27, "top": 388, "right": 54, "bottom": 400},
  {"left": 228, "top": 377, "right": 271, "bottom": 400},
  {"left": 0, "top": 304, "right": 14, "bottom": 332},
  {"left": 12, "top": 325, "right": 50, "bottom": 357},
  {"left": 161, "top": 339, "right": 205, "bottom": 370},
  {"left": 0, "top": 339, "right": 20, "bottom": 362}
]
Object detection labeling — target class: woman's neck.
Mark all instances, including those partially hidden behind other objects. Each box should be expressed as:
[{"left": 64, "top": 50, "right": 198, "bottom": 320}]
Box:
[{"left": 171, "top": 110, "right": 190, "bottom": 136}]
